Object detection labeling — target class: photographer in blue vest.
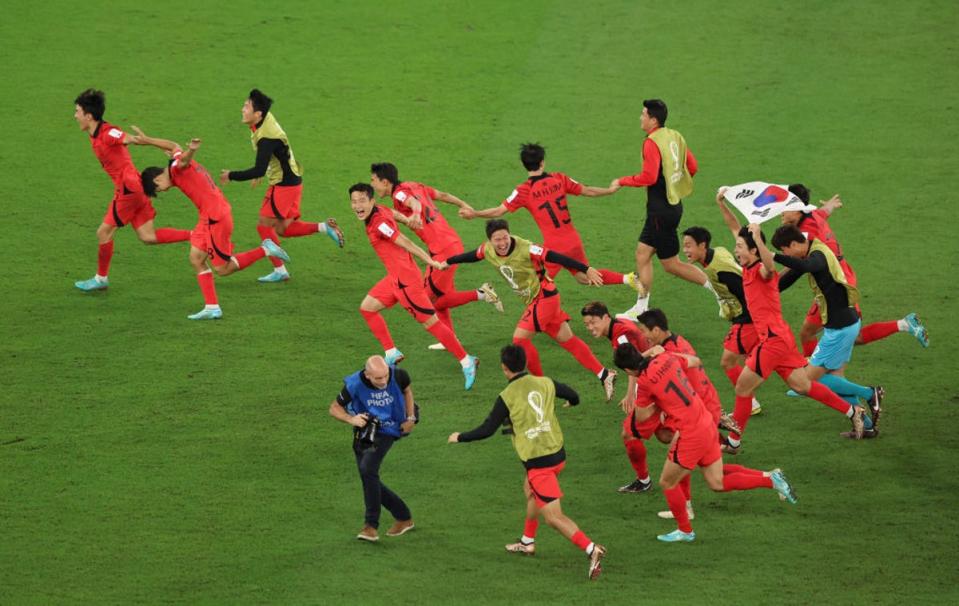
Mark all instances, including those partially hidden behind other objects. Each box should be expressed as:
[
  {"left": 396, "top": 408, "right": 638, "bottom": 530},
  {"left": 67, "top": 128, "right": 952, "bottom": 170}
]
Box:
[{"left": 329, "top": 355, "right": 417, "bottom": 542}]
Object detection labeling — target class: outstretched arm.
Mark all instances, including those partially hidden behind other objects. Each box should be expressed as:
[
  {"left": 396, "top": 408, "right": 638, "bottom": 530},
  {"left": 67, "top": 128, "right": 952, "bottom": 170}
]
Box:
[
  {"left": 449, "top": 398, "right": 509, "bottom": 443},
  {"left": 434, "top": 190, "right": 473, "bottom": 211},
  {"left": 130, "top": 126, "right": 182, "bottom": 155},
  {"left": 579, "top": 184, "right": 619, "bottom": 197},
  {"left": 394, "top": 232, "right": 442, "bottom": 269},
  {"left": 819, "top": 194, "right": 843, "bottom": 216},
  {"left": 717, "top": 187, "right": 742, "bottom": 237},
  {"left": 460, "top": 203, "right": 508, "bottom": 220},
  {"left": 748, "top": 223, "right": 776, "bottom": 277}
]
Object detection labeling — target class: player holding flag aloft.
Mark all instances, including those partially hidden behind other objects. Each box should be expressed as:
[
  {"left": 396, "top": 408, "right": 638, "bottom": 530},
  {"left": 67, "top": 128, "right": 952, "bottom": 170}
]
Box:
[
  {"left": 72, "top": 89, "right": 192, "bottom": 292},
  {"left": 460, "top": 143, "right": 643, "bottom": 292},
  {"left": 219, "top": 89, "right": 343, "bottom": 283},
  {"left": 439, "top": 220, "right": 618, "bottom": 400},
  {"left": 369, "top": 162, "right": 503, "bottom": 346},
  {"left": 607, "top": 99, "right": 716, "bottom": 320},
  {"left": 136, "top": 132, "right": 290, "bottom": 320},
  {"left": 613, "top": 343, "right": 797, "bottom": 543},
  {"left": 349, "top": 184, "right": 478, "bottom": 390}
]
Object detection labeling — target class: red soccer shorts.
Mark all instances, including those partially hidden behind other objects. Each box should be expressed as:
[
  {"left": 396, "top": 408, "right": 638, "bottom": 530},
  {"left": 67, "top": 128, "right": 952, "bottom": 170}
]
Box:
[
  {"left": 425, "top": 242, "right": 464, "bottom": 299},
  {"left": 527, "top": 461, "right": 566, "bottom": 508},
  {"left": 722, "top": 322, "right": 760, "bottom": 355},
  {"left": 747, "top": 335, "right": 807, "bottom": 380},
  {"left": 191, "top": 214, "right": 235, "bottom": 267},
  {"left": 545, "top": 242, "right": 589, "bottom": 278},
  {"left": 668, "top": 418, "right": 722, "bottom": 470},
  {"left": 623, "top": 407, "right": 662, "bottom": 440},
  {"left": 260, "top": 184, "right": 303, "bottom": 220},
  {"left": 103, "top": 191, "right": 156, "bottom": 229},
  {"left": 517, "top": 291, "right": 570, "bottom": 335},
  {"left": 368, "top": 276, "right": 436, "bottom": 322}
]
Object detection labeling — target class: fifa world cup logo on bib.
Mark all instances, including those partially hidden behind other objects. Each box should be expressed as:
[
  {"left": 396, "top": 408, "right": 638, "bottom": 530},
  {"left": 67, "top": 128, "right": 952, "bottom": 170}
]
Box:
[
  {"left": 525, "top": 390, "right": 552, "bottom": 439},
  {"left": 500, "top": 265, "right": 531, "bottom": 300},
  {"left": 668, "top": 141, "right": 683, "bottom": 185}
]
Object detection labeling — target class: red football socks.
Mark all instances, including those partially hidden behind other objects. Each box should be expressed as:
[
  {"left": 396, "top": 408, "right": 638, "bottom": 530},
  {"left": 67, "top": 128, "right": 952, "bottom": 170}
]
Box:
[
  {"left": 665, "top": 485, "right": 693, "bottom": 533},
  {"left": 679, "top": 474, "right": 691, "bottom": 501},
  {"left": 599, "top": 269, "right": 625, "bottom": 285},
  {"left": 196, "top": 270, "right": 217, "bottom": 305},
  {"left": 859, "top": 321, "right": 899, "bottom": 344},
  {"left": 360, "top": 309, "right": 395, "bottom": 349},
  {"left": 624, "top": 439, "right": 649, "bottom": 479},
  {"left": 570, "top": 530, "right": 592, "bottom": 552},
  {"left": 523, "top": 518, "right": 539, "bottom": 540},
  {"left": 722, "top": 471, "right": 773, "bottom": 491},
  {"left": 155, "top": 228, "right": 191, "bottom": 244},
  {"left": 729, "top": 395, "right": 754, "bottom": 441},
  {"left": 97, "top": 241, "right": 114, "bottom": 276},
  {"left": 426, "top": 322, "right": 467, "bottom": 359},
  {"left": 723, "top": 464, "right": 764, "bottom": 477},
  {"left": 283, "top": 221, "right": 320, "bottom": 237},
  {"left": 257, "top": 225, "right": 284, "bottom": 268},
  {"left": 513, "top": 338, "right": 543, "bottom": 376},
  {"left": 434, "top": 290, "right": 479, "bottom": 310},
  {"left": 233, "top": 247, "right": 266, "bottom": 270},
  {"left": 724, "top": 365, "right": 743, "bottom": 387},
  {"left": 807, "top": 381, "right": 854, "bottom": 415},
  {"left": 558, "top": 336, "right": 604, "bottom": 374}
]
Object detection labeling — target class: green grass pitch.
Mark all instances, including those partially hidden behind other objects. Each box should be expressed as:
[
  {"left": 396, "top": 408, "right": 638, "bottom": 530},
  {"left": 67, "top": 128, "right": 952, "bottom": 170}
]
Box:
[{"left": 2, "top": 1, "right": 958, "bottom": 603}]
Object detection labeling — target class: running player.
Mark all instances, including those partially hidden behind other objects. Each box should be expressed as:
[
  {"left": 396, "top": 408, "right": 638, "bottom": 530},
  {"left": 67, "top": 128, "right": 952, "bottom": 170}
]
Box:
[
  {"left": 72, "top": 89, "right": 191, "bottom": 291},
  {"left": 580, "top": 301, "right": 660, "bottom": 493},
  {"left": 349, "top": 183, "right": 478, "bottom": 390},
  {"left": 369, "top": 162, "right": 502, "bottom": 346},
  {"left": 136, "top": 133, "right": 289, "bottom": 319},
  {"left": 607, "top": 99, "right": 714, "bottom": 319},
  {"left": 780, "top": 184, "right": 927, "bottom": 353},
  {"left": 724, "top": 223, "right": 871, "bottom": 449},
  {"left": 613, "top": 343, "right": 797, "bottom": 543},
  {"left": 448, "top": 344, "right": 607, "bottom": 580},
  {"left": 219, "top": 89, "right": 343, "bottom": 283},
  {"left": 460, "top": 143, "right": 642, "bottom": 292},
  {"left": 682, "top": 222, "right": 764, "bottom": 416},
  {"left": 772, "top": 224, "right": 882, "bottom": 437},
  {"left": 439, "top": 219, "right": 617, "bottom": 400}
]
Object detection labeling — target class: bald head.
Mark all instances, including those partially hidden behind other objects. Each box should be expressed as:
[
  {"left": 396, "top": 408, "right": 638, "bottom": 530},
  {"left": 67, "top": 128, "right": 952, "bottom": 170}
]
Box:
[{"left": 364, "top": 355, "right": 391, "bottom": 388}]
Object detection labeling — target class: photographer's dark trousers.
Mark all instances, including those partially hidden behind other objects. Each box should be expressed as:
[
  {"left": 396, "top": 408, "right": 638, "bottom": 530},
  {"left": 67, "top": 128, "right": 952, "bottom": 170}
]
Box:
[{"left": 354, "top": 435, "right": 411, "bottom": 528}]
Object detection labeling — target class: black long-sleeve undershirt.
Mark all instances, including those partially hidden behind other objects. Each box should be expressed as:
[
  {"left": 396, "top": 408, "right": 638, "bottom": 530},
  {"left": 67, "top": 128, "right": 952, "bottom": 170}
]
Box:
[
  {"left": 716, "top": 270, "right": 752, "bottom": 323},
  {"left": 457, "top": 376, "right": 579, "bottom": 443},
  {"left": 229, "top": 138, "right": 302, "bottom": 186},
  {"left": 446, "top": 248, "right": 589, "bottom": 274},
  {"left": 774, "top": 251, "right": 858, "bottom": 328}
]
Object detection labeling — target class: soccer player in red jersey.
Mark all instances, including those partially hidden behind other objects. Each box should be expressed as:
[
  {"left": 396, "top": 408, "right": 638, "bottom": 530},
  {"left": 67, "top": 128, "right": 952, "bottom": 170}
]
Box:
[
  {"left": 136, "top": 133, "right": 290, "bottom": 320},
  {"left": 439, "top": 220, "right": 618, "bottom": 400},
  {"left": 723, "top": 223, "right": 870, "bottom": 449},
  {"left": 581, "top": 301, "right": 667, "bottom": 494},
  {"left": 219, "top": 89, "right": 343, "bottom": 283},
  {"left": 682, "top": 221, "right": 763, "bottom": 416},
  {"left": 349, "top": 184, "right": 479, "bottom": 390},
  {"left": 607, "top": 99, "right": 715, "bottom": 320},
  {"left": 72, "top": 89, "right": 191, "bottom": 291},
  {"left": 460, "top": 143, "right": 642, "bottom": 292},
  {"left": 613, "top": 344, "right": 797, "bottom": 543},
  {"left": 781, "top": 184, "right": 928, "bottom": 355},
  {"left": 369, "top": 162, "right": 502, "bottom": 344}
]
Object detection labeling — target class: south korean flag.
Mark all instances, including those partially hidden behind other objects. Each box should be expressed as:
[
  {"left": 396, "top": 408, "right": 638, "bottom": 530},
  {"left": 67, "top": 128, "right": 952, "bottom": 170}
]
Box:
[{"left": 721, "top": 182, "right": 816, "bottom": 224}]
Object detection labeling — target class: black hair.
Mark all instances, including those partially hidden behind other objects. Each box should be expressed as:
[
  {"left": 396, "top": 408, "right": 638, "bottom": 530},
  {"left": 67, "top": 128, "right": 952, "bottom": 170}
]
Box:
[
  {"left": 74, "top": 88, "right": 105, "bottom": 122},
  {"left": 643, "top": 99, "right": 668, "bottom": 126},
  {"left": 682, "top": 226, "right": 712, "bottom": 247},
  {"left": 771, "top": 224, "right": 808, "bottom": 250},
  {"left": 614, "top": 343, "right": 649, "bottom": 372},
  {"left": 486, "top": 218, "right": 510, "bottom": 239},
  {"left": 349, "top": 182, "right": 375, "bottom": 199},
  {"left": 501, "top": 344, "right": 527, "bottom": 373},
  {"left": 580, "top": 301, "right": 611, "bottom": 318},
  {"left": 788, "top": 183, "right": 810, "bottom": 204},
  {"left": 737, "top": 225, "right": 766, "bottom": 254},
  {"left": 248, "top": 89, "right": 273, "bottom": 116},
  {"left": 140, "top": 166, "right": 165, "bottom": 198},
  {"left": 637, "top": 308, "right": 669, "bottom": 331},
  {"left": 519, "top": 143, "right": 545, "bottom": 171},
  {"left": 370, "top": 162, "right": 400, "bottom": 186}
]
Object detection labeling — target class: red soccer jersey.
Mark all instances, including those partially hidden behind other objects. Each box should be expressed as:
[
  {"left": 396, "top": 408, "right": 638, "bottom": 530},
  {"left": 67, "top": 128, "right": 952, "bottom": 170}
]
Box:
[
  {"left": 661, "top": 334, "right": 721, "bottom": 419},
  {"left": 634, "top": 353, "right": 709, "bottom": 432},
  {"left": 502, "top": 172, "right": 584, "bottom": 247},
  {"left": 89, "top": 121, "right": 139, "bottom": 192},
  {"left": 170, "top": 157, "right": 230, "bottom": 220},
  {"left": 392, "top": 181, "right": 462, "bottom": 254},
  {"left": 365, "top": 205, "right": 422, "bottom": 285},
  {"left": 799, "top": 210, "right": 857, "bottom": 286},
  {"left": 742, "top": 262, "right": 794, "bottom": 341},
  {"left": 608, "top": 318, "right": 650, "bottom": 353}
]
